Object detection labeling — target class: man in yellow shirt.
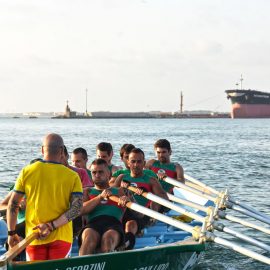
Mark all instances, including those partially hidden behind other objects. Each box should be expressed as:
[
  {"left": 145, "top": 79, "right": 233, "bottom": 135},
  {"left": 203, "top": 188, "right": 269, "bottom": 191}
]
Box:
[{"left": 6, "top": 133, "right": 83, "bottom": 261}]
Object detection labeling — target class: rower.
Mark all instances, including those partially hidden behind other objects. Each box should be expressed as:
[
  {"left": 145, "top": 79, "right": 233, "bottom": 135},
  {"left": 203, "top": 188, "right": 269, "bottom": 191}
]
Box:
[
  {"left": 113, "top": 148, "right": 168, "bottom": 249},
  {"left": 71, "top": 147, "right": 92, "bottom": 180},
  {"left": 62, "top": 146, "right": 93, "bottom": 190},
  {"left": 145, "top": 139, "right": 185, "bottom": 194},
  {"left": 110, "top": 144, "right": 158, "bottom": 185},
  {"left": 96, "top": 142, "right": 122, "bottom": 174},
  {"left": 79, "top": 159, "right": 129, "bottom": 255}
]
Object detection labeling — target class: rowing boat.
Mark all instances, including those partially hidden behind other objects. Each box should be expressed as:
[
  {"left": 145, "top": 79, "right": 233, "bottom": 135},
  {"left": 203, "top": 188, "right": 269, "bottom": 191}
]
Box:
[
  {"left": 2, "top": 173, "right": 270, "bottom": 269},
  {"left": 0, "top": 186, "right": 211, "bottom": 270}
]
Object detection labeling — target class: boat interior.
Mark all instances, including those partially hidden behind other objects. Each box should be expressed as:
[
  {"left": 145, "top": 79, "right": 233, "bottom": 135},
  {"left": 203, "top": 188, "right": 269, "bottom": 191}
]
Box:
[{"left": 0, "top": 187, "right": 211, "bottom": 260}]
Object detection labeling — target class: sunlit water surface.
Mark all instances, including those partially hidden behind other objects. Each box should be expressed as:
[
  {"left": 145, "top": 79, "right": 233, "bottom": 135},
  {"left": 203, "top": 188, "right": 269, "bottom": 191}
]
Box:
[{"left": 0, "top": 118, "right": 269, "bottom": 269}]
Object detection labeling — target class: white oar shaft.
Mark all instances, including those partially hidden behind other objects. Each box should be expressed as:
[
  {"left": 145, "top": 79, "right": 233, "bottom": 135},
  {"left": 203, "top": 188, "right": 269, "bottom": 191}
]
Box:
[
  {"left": 229, "top": 197, "right": 270, "bottom": 221},
  {"left": 221, "top": 226, "right": 270, "bottom": 252},
  {"left": 164, "top": 177, "right": 217, "bottom": 202},
  {"left": 185, "top": 181, "right": 213, "bottom": 195},
  {"left": 231, "top": 205, "right": 270, "bottom": 226},
  {"left": 109, "top": 196, "right": 195, "bottom": 234},
  {"left": 184, "top": 174, "right": 270, "bottom": 224},
  {"left": 184, "top": 174, "right": 219, "bottom": 195},
  {"left": 167, "top": 193, "right": 209, "bottom": 213},
  {"left": 223, "top": 213, "right": 270, "bottom": 235},
  {"left": 214, "top": 236, "right": 270, "bottom": 265},
  {"left": 138, "top": 189, "right": 205, "bottom": 223}
]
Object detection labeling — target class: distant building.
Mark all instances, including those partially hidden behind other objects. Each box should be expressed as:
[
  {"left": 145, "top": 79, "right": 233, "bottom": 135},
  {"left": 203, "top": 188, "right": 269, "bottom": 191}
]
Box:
[{"left": 64, "top": 101, "right": 76, "bottom": 118}]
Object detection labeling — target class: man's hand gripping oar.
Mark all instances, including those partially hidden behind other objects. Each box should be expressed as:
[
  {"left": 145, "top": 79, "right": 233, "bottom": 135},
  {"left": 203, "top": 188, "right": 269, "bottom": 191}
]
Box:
[{"left": 0, "top": 232, "right": 38, "bottom": 266}]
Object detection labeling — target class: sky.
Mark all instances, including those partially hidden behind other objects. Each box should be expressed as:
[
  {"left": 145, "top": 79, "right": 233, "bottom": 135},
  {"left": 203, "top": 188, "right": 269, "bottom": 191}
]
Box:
[{"left": 1, "top": 0, "right": 270, "bottom": 113}]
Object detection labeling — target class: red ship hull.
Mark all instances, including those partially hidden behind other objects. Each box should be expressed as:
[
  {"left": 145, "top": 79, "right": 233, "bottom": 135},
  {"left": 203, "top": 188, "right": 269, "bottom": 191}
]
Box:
[{"left": 231, "top": 103, "right": 270, "bottom": 118}]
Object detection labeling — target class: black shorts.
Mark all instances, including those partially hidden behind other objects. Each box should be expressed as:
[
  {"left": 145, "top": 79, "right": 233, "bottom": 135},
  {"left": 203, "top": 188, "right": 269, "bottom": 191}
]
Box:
[
  {"left": 122, "top": 209, "right": 150, "bottom": 233},
  {"left": 73, "top": 216, "right": 83, "bottom": 237},
  {"left": 78, "top": 215, "right": 124, "bottom": 247}
]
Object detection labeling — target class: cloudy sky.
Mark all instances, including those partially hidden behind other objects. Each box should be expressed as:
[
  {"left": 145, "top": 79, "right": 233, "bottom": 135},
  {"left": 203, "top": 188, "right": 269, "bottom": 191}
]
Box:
[{"left": 1, "top": 0, "right": 270, "bottom": 113}]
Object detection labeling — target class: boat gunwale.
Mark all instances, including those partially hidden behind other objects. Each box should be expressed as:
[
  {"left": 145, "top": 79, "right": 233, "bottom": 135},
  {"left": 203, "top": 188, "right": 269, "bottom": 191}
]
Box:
[{"left": 8, "top": 238, "right": 205, "bottom": 269}]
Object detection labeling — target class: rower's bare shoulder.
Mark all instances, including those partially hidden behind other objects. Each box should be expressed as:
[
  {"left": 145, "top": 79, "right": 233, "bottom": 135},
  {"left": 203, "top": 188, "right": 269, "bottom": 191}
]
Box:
[{"left": 175, "top": 163, "right": 185, "bottom": 182}]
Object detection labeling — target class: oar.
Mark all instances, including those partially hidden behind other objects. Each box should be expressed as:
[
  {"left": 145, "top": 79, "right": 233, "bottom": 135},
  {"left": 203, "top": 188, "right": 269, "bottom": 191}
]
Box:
[
  {"left": 225, "top": 202, "right": 270, "bottom": 226},
  {"left": 184, "top": 181, "right": 213, "bottom": 195},
  {"left": 126, "top": 185, "right": 205, "bottom": 223},
  {"left": 168, "top": 186, "right": 270, "bottom": 238},
  {"left": 157, "top": 169, "right": 216, "bottom": 196},
  {"left": 0, "top": 232, "right": 38, "bottom": 266},
  {"left": 167, "top": 193, "right": 212, "bottom": 214},
  {"left": 170, "top": 175, "right": 270, "bottom": 226},
  {"left": 212, "top": 222, "right": 270, "bottom": 253},
  {"left": 108, "top": 195, "right": 198, "bottom": 236},
  {"left": 185, "top": 174, "right": 270, "bottom": 221},
  {"left": 228, "top": 197, "right": 270, "bottom": 221},
  {"left": 109, "top": 196, "right": 270, "bottom": 265},
  {"left": 127, "top": 185, "right": 270, "bottom": 253},
  {"left": 184, "top": 174, "right": 220, "bottom": 195},
  {"left": 162, "top": 174, "right": 270, "bottom": 229},
  {"left": 161, "top": 175, "right": 217, "bottom": 202},
  {"left": 213, "top": 236, "right": 270, "bottom": 265},
  {"left": 218, "top": 210, "right": 270, "bottom": 235},
  {"left": 167, "top": 197, "right": 270, "bottom": 236}
]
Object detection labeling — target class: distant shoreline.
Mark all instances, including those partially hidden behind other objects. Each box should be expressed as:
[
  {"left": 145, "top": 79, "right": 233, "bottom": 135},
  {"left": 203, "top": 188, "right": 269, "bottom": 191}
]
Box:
[{"left": 0, "top": 114, "right": 231, "bottom": 119}]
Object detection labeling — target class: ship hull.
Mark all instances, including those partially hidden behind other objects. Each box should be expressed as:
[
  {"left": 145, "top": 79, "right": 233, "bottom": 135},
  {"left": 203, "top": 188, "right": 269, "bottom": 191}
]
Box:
[
  {"left": 231, "top": 103, "right": 270, "bottom": 118},
  {"left": 226, "top": 89, "right": 270, "bottom": 118}
]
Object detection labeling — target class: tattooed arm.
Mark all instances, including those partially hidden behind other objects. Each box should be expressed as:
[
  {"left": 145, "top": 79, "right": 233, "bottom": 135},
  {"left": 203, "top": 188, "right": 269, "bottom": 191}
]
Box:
[
  {"left": 7, "top": 191, "right": 24, "bottom": 247},
  {"left": 33, "top": 193, "right": 83, "bottom": 239},
  {"left": 7, "top": 192, "right": 24, "bottom": 231},
  {"left": 50, "top": 193, "right": 83, "bottom": 229}
]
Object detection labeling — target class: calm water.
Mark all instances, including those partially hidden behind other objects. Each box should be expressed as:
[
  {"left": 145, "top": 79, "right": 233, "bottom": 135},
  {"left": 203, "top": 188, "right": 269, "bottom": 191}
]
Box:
[{"left": 0, "top": 117, "right": 269, "bottom": 269}]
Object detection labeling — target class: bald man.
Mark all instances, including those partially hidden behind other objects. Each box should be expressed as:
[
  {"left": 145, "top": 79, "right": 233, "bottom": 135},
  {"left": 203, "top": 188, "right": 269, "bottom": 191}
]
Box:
[{"left": 7, "top": 133, "right": 83, "bottom": 261}]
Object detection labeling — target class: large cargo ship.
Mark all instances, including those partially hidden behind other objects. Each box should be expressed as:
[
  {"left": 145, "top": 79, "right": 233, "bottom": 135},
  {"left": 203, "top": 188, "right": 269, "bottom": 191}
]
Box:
[{"left": 225, "top": 89, "right": 270, "bottom": 118}]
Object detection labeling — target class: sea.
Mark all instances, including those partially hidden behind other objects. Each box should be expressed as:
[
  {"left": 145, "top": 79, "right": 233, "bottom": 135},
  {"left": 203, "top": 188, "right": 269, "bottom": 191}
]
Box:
[{"left": 0, "top": 117, "right": 269, "bottom": 270}]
